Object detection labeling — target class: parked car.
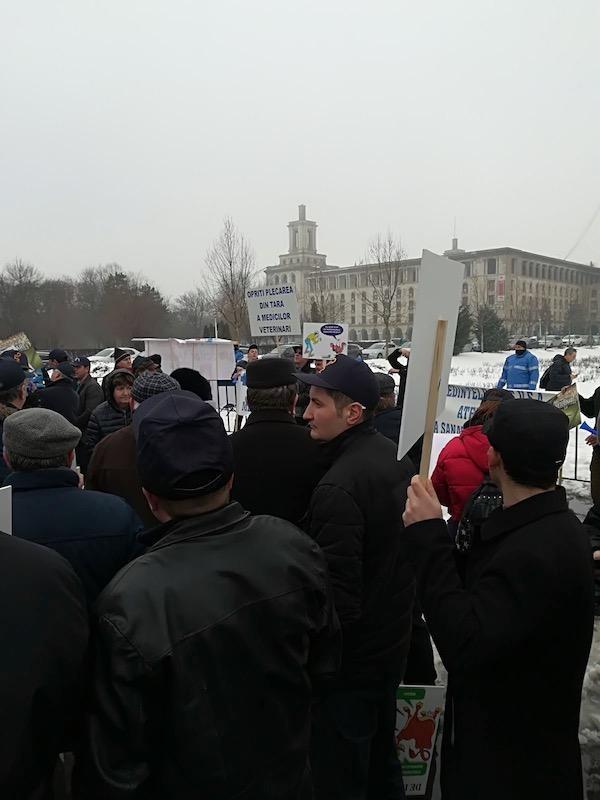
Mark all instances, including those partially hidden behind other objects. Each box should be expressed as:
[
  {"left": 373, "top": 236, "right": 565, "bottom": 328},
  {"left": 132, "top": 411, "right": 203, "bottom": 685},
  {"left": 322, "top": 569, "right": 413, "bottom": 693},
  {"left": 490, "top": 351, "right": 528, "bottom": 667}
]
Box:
[
  {"left": 542, "top": 335, "right": 564, "bottom": 348},
  {"left": 88, "top": 346, "right": 141, "bottom": 364},
  {"left": 362, "top": 340, "right": 402, "bottom": 360},
  {"left": 562, "top": 335, "right": 585, "bottom": 346},
  {"left": 264, "top": 341, "right": 363, "bottom": 361}
]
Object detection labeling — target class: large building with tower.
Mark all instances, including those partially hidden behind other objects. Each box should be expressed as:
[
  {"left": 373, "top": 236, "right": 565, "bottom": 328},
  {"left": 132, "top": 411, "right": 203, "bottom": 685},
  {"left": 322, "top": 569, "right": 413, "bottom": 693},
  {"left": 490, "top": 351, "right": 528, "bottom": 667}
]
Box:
[{"left": 265, "top": 205, "right": 600, "bottom": 341}]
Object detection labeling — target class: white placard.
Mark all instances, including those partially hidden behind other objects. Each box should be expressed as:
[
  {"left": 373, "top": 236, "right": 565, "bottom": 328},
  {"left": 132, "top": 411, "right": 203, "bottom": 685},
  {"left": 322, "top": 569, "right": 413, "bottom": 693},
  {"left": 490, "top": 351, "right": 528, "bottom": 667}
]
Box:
[
  {"left": 133, "top": 338, "right": 235, "bottom": 382},
  {"left": 246, "top": 285, "right": 301, "bottom": 337},
  {"left": 398, "top": 251, "right": 464, "bottom": 460},
  {"left": 302, "top": 323, "right": 348, "bottom": 360},
  {"left": 0, "top": 485, "right": 12, "bottom": 535}
]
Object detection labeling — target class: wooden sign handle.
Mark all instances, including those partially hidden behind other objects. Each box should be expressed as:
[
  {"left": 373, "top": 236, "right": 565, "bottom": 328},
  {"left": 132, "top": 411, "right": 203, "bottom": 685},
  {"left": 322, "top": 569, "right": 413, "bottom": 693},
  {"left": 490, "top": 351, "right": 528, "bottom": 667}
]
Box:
[{"left": 419, "top": 319, "right": 448, "bottom": 479}]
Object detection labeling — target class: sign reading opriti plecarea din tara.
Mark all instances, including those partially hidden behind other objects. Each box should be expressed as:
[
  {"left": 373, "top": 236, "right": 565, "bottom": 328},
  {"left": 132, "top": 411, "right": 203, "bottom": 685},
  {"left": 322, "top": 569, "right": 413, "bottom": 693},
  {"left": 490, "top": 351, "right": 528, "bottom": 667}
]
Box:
[{"left": 246, "top": 285, "right": 301, "bottom": 337}]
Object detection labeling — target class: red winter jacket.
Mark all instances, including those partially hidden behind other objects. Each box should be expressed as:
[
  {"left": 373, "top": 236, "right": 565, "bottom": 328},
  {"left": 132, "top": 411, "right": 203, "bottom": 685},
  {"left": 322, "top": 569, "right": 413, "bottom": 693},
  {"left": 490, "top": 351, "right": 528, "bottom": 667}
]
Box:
[{"left": 431, "top": 425, "right": 490, "bottom": 522}]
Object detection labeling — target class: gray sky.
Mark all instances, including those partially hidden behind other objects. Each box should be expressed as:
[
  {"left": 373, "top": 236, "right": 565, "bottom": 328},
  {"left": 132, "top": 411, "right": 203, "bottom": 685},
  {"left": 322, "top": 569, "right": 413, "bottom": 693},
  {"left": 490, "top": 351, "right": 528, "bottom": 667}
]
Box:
[{"left": 1, "top": 0, "right": 599, "bottom": 298}]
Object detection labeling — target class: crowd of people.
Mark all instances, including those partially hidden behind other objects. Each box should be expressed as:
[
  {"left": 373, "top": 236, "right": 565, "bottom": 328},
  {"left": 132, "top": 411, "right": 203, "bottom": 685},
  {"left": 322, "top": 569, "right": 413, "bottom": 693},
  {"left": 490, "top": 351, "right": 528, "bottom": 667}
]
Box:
[{"left": 0, "top": 338, "right": 598, "bottom": 800}]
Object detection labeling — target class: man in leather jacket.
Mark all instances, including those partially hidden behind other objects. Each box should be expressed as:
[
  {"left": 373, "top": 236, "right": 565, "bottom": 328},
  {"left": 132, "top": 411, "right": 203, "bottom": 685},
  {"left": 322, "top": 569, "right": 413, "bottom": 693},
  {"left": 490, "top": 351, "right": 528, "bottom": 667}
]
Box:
[{"left": 75, "top": 390, "right": 340, "bottom": 800}]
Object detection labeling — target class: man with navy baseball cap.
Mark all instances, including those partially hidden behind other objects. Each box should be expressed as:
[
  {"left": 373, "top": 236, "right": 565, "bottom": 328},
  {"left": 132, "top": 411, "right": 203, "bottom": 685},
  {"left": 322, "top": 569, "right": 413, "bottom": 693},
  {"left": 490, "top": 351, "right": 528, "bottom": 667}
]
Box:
[
  {"left": 77, "top": 390, "right": 340, "bottom": 799},
  {"left": 299, "top": 355, "right": 415, "bottom": 799}
]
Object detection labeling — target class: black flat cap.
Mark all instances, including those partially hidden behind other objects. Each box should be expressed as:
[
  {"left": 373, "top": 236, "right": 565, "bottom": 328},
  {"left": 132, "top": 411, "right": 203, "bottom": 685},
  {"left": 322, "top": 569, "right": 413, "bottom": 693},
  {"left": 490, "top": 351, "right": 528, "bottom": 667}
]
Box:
[
  {"left": 374, "top": 372, "right": 396, "bottom": 397},
  {"left": 246, "top": 358, "right": 296, "bottom": 389}
]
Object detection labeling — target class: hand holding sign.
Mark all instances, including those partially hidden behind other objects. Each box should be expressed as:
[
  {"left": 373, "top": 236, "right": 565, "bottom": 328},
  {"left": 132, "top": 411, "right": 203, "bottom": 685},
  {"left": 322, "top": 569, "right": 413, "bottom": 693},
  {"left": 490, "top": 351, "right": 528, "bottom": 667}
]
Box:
[{"left": 403, "top": 476, "right": 443, "bottom": 527}]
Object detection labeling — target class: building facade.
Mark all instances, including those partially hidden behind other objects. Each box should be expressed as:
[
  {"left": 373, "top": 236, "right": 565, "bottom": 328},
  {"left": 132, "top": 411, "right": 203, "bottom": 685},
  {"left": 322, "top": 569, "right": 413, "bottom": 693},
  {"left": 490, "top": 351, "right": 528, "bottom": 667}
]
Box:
[{"left": 265, "top": 206, "right": 600, "bottom": 341}]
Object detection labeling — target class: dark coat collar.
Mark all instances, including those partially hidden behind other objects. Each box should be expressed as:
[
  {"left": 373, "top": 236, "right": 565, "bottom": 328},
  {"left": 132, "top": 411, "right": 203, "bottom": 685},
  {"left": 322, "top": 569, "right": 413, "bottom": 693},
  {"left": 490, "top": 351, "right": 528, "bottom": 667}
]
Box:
[
  {"left": 245, "top": 409, "right": 296, "bottom": 426},
  {"left": 481, "top": 486, "right": 569, "bottom": 541},
  {"left": 140, "top": 501, "right": 251, "bottom": 550},
  {"left": 321, "top": 420, "right": 375, "bottom": 459},
  {"left": 5, "top": 467, "right": 79, "bottom": 491}
]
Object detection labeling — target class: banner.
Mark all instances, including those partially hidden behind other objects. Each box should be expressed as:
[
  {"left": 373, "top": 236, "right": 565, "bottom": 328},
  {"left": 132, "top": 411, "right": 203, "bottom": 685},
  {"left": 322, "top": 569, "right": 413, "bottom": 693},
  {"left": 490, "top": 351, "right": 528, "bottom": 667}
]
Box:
[
  {"left": 396, "top": 685, "right": 445, "bottom": 798},
  {"left": 246, "top": 285, "right": 301, "bottom": 337},
  {"left": 302, "top": 323, "right": 348, "bottom": 359},
  {"left": 134, "top": 338, "right": 235, "bottom": 382},
  {"left": 435, "top": 384, "right": 556, "bottom": 435}
]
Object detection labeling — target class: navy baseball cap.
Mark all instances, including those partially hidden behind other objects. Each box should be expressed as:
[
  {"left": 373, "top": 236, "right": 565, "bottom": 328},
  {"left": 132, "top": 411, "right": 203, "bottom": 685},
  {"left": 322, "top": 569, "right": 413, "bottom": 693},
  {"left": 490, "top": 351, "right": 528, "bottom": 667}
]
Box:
[
  {"left": 297, "top": 354, "right": 380, "bottom": 410},
  {"left": 72, "top": 356, "right": 91, "bottom": 368},
  {"left": 133, "top": 390, "right": 233, "bottom": 499},
  {"left": 0, "top": 358, "right": 27, "bottom": 391}
]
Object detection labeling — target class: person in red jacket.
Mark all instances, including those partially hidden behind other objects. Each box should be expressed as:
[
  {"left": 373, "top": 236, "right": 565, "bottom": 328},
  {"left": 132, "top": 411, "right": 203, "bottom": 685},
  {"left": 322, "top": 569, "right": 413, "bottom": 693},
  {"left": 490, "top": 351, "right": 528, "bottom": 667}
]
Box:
[{"left": 432, "top": 389, "right": 513, "bottom": 531}]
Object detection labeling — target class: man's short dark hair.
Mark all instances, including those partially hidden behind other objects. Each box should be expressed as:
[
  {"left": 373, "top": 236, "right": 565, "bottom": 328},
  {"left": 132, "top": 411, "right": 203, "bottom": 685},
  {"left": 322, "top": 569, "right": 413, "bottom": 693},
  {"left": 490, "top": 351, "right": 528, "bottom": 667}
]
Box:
[
  {"left": 326, "top": 389, "right": 374, "bottom": 424},
  {"left": 247, "top": 383, "right": 297, "bottom": 411},
  {"left": 565, "top": 347, "right": 577, "bottom": 357},
  {"left": 501, "top": 454, "right": 559, "bottom": 490}
]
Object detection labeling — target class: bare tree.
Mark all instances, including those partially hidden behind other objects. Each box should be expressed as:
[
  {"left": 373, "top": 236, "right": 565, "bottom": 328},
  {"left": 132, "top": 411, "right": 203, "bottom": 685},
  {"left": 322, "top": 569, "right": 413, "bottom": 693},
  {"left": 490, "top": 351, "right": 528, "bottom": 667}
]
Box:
[
  {"left": 361, "top": 233, "right": 404, "bottom": 351},
  {"left": 171, "top": 287, "right": 210, "bottom": 337},
  {"left": 308, "top": 271, "right": 343, "bottom": 322},
  {"left": 204, "top": 217, "right": 258, "bottom": 340}
]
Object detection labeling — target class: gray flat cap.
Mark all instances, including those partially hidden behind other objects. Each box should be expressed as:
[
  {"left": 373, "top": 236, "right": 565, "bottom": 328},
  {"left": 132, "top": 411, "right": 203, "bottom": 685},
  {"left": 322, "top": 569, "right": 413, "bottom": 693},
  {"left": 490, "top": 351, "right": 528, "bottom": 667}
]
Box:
[{"left": 3, "top": 408, "right": 81, "bottom": 458}]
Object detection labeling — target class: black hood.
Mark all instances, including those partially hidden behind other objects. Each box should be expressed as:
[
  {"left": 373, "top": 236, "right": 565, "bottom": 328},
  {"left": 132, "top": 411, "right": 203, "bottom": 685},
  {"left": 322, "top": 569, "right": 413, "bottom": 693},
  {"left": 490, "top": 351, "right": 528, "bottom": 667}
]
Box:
[{"left": 103, "top": 368, "right": 134, "bottom": 406}]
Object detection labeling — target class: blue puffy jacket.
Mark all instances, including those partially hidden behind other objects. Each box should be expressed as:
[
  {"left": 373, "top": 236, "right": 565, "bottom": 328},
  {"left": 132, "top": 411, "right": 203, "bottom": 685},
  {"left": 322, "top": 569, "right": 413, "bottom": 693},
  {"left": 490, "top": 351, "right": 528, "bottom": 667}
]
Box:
[{"left": 497, "top": 351, "right": 539, "bottom": 390}]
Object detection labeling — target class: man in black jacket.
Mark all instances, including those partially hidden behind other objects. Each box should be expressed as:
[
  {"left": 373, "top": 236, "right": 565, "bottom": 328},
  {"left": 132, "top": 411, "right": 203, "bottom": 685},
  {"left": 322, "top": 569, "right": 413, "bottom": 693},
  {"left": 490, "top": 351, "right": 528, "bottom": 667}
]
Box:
[
  {"left": 3, "top": 408, "right": 143, "bottom": 605},
  {"left": 0, "top": 534, "right": 88, "bottom": 799},
  {"left": 36, "top": 361, "right": 79, "bottom": 424},
  {"left": 299, "top": 355, "right": 415, "bottom": 800},
  {"left": 403, "top": 399, "right": 594, "bottom": 800},
  {"left": 546, "top": 347, "right": 577, "bottom": 391},
  {"left": 73, "top": 356, "right": 104, "bottom": 431},
  {"left": 230, "top": 357, "right": 326, "bottom": 525},
  {"left": 75, "top": 391, "right": 341, "bottom": 799}
]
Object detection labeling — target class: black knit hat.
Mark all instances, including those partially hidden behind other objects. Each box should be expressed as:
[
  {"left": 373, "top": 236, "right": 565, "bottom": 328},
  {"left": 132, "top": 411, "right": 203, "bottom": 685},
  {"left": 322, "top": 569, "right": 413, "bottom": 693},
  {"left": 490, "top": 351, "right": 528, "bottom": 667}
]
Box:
[{"left": 114, "top": 347, "right": 131, "bottom": 367}]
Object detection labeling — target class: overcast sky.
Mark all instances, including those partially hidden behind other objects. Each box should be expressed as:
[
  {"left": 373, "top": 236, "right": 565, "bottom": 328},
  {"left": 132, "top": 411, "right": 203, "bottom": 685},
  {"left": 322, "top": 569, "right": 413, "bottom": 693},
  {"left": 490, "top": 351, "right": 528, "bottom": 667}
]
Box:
[{"left": 1, "top": 0, "right": 599, "bottom": 298}]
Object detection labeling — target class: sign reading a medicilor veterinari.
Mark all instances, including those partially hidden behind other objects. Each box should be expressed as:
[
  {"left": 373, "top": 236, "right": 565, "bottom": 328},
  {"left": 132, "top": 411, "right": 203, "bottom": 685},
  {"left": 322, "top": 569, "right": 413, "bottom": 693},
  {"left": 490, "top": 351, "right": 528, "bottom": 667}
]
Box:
[{"left": 246, "top": 285, "right": 301, "bottom": 337}]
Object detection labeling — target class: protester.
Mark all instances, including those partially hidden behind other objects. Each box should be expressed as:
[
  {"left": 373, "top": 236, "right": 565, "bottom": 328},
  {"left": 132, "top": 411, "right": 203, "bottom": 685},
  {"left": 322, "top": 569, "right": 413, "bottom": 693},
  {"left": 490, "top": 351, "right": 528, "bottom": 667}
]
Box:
[
  {"left": 431, "top": 389, "right": 511, "bottom": 530},
  {"left": 131, "top": 354, "right": 157, "bottom": 376},
  {"left": 86, "top": 372, "right": 181, "bottom": 528},
  {"left": 543, "top": 347, "right": 577, "bottom": 391},
  {"left": 387, "top": 346, "right": 410, "bottom": 410},
  {"left": 403, "top": 399, "right": 593, "bottom": 800},
  {"left": 314, "top": 358, "right": 329, "bottom": 374},
  {"left": 113, "top": 347, "right": 133, "bottom": 370},
  {"left": 293, "top": 344, "right": 314, "bottom": 425},
  {"left": 247, "top": 343, "right": 259, "bottom": 362},
  {"left": 72, "top": 356, "right": 104, "bottom": 429},
  {"left": 373, "top": 372, "right": 402, "bottom": 441},
  {"left": 83, "top": 369, "right": 134, "bottom": 455},
  {"left": 47, "top": 348, "right": 69, "bottom": 369},
  {"left": 299, "top": 354, "right": 415, "bottom": 799},
  {"left": 0, "top": 534, "right": 88, "bottom": 799},
  {"left": 171, "top": 367, "right": 212, "bottom": 401},
  {"left": 233, "top": 341, "right": 244, "bottom": 362},
  {"left": 75, "top": 391, "right": 340, "bottom": 798},
  {"left": 580, "top": 386, "right": 600, "bottom": 504},
  {"left": 497, "top": 339, "right": 539, "bottom": 389},
  {"left": 149, "top": 353, "right": 162, "bottom": 371},
  {"left": 3, "top": 408, "right": 143, "bottom": 605},
  {"left": 36, "top": 361, "right": 79, "bottom": 424},
  {"left": 0, "top": 358, "right": 29, "bottom": 482},
  {"left": 230, "top": 358, "right": 326, "bottom": 525}
]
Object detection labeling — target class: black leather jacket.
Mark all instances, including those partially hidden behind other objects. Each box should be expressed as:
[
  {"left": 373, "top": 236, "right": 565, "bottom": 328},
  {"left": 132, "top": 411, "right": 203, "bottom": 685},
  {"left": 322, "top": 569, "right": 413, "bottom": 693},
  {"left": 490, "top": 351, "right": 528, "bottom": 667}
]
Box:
[{"left": 75, "top": 502, "right": 340, "bottom": 799}]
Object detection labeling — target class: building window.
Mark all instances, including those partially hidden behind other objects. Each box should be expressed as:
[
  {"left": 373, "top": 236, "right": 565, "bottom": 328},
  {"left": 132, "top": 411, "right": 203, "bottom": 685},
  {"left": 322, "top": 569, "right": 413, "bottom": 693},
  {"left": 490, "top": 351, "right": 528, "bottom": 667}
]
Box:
[
  {"left": 351, "top": 316, "right": 356, "bottom": 324},
  {"left": 291, "top": 273, "right": 296, "bottom": 284},
  {"left": 522, "top": 260, "right": 527, "bottom": 275},
  {"left": 350, "top": 275, "right": 357, "bottom": 288},
  {"left": 274, "top": 275, "right": 280, "bottom": 285},
  {"left": 511, "top": 258, "right": 516, "bottom": 274},
  {"left": 487, "top": 258, "right": 497, "bottom": 275},
  {"left": 339, "top": 275, "right": 347, "bottom": 290},
  {"left": 463, "top": 262, "right": 471, "bottom": 278},
  {"left": 463, "top": 283, "right": 469, "bottom": 295},
  {"left": 372, "top": 273, "right": 380, "bottom": 286}
]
